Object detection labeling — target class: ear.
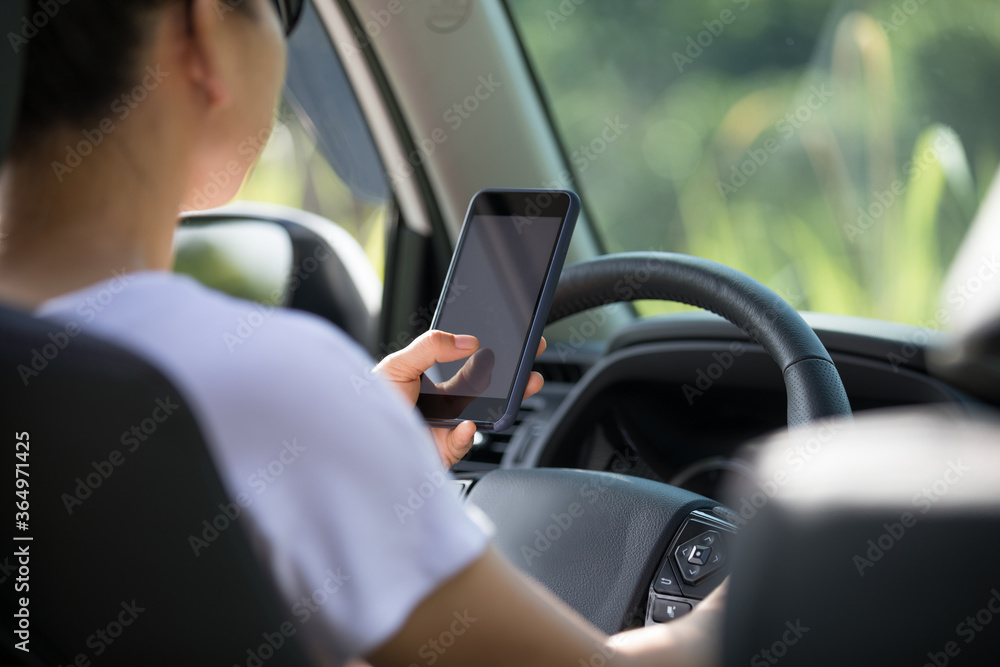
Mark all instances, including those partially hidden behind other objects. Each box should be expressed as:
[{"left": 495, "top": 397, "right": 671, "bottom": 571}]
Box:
[{"left": 182, "top": 0, "right": 233, "bottom": 110}]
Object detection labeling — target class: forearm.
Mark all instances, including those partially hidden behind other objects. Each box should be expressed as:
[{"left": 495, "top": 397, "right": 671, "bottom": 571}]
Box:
[
  {"left": 508, "top": 556, "right": 725, "bottom": 667},
  {"left": 607, "top": 619, "right": 720, "bottom": 667},
  {"left": 515, "top": 570, "right": 721, "bottom": 667},
  {"left": 611, "top": 581, "right": 726, "bottom": 667},
  {"left": 367, "top": 546, "right": 723, "bottom": 667}
]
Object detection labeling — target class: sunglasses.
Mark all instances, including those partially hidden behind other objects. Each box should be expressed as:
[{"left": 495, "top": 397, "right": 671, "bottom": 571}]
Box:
[{"left": 270, "top": 0, "right": 304, "bottom": 36}]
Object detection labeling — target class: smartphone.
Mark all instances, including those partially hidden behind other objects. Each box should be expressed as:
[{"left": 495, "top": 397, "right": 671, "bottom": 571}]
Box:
[{"left": 416, "top": 189, "right": 580, "bottom": 432}]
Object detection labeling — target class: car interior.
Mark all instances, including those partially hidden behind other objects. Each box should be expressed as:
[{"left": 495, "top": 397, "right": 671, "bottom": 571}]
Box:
[{"left": 3, "top": 1, "right": 1000, "bottom": 665}]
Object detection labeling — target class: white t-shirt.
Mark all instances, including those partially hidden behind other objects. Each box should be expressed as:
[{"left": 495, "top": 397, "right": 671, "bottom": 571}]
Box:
[{"left": 37, "top": 271, "right": 490, "bottom": 662}]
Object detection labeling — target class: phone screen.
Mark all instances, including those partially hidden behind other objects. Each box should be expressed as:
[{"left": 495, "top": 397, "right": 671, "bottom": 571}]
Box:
[{"left": 417, "top": 191, "right": 577, "bottom": 429}]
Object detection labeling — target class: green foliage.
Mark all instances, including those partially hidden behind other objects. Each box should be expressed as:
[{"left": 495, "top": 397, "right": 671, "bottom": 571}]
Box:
[
  {"left": 173, "top": 238, "right": 276, "bottom": 304},
  {"left": 509, "top": 0, "right": 1000, "bottom": 325}
]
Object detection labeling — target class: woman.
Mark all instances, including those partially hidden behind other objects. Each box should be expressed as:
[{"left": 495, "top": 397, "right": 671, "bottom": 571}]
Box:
[{"left": 0, "top": 1, "right": 723, "bottom": 665}]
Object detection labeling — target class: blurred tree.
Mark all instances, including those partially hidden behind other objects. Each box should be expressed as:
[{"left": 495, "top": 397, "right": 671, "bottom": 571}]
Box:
[{"left": 508, "top": 0, "right": 1000, "bottom": 326}]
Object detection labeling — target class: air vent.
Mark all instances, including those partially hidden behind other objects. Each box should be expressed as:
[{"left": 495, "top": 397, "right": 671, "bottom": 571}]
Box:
[
  {"left": 452, "top": 402, "right": 538, "bottom": 471},
  {"left": 533, "top": 361, "right": 585, "bottom": 384}
]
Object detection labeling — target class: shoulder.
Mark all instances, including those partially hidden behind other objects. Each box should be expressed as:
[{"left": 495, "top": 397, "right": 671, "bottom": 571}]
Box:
[
  {"left": 41, "top": 271, "right": 367, "bottom": 373},
  {"left": 37, "top": 271, "right": 406, "bottom": 432}
]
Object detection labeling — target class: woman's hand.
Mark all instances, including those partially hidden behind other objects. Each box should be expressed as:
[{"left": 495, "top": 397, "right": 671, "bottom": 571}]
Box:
[
  {"left": 374, "top": 330, "right": 546, "bottom": 467},
  {"left": 610, "top": 580, "right": 728, "bottom": 667}
]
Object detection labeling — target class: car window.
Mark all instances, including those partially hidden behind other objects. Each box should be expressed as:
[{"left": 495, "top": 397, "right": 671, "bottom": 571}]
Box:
[
  {"left": 506, "top": 0, "right": 996, "bottom": 326},
  {"left": 210, "top": 3, "right": 391, "bottom": 279}
]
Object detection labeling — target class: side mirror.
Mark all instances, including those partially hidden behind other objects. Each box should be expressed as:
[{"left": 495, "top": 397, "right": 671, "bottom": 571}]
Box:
[{"left": 177, "top": 202, "right": 382, "bottom": 353}]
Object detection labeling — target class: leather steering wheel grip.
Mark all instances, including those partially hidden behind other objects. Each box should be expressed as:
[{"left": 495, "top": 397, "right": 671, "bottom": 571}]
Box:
[{"left": 547, "top": 252, "right": 852, "bottom": 426}]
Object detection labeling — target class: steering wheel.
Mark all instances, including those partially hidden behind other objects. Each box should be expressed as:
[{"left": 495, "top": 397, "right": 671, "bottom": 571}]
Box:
[{"left": 466, "top": 252, "right": 852, "bottom": 633}]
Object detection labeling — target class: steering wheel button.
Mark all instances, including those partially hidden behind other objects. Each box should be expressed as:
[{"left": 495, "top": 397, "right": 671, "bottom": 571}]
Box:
[
  {"left": 675, "top": 528, "right": 730, "bottom": 584},
  {"left": 700, "top": 532, "right": 719, "bottom": 547},
  {"left": 653, "top": 572, "right": 683, "bottom": 597},
  {"left": 651, "top": 598, "right": 692, "bottom": 623},
  {"left": 688, "top": 545, "right": 711, "bottom": 565}
]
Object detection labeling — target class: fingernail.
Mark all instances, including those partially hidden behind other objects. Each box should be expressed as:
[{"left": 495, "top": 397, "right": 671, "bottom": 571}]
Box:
[{"left": 455, "top": 335, "right": 478, "bottom": 349}]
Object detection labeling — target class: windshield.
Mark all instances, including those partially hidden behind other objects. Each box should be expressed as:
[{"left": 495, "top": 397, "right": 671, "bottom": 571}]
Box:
[{"left": 507, "top": 0, "right": 996, "bottom": 326}]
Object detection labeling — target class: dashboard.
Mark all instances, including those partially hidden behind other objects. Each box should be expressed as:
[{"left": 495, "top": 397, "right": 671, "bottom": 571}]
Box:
[{"left": 454, "top": 311, "right": 974, "bottom": 503}]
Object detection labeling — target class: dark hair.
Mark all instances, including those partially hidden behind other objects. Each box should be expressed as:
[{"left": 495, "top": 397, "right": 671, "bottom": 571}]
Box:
[{"left": 13, "top": 0, "right": 253, "bottom": 152}]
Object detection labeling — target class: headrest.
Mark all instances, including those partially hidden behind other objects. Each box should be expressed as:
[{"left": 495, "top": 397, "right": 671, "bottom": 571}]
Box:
[
  {"left": 0, "top": 1, "right": 27, "bottom": 163},
  {"left": 721, "top": 408, "right": 1000, "bottom": 666}
]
